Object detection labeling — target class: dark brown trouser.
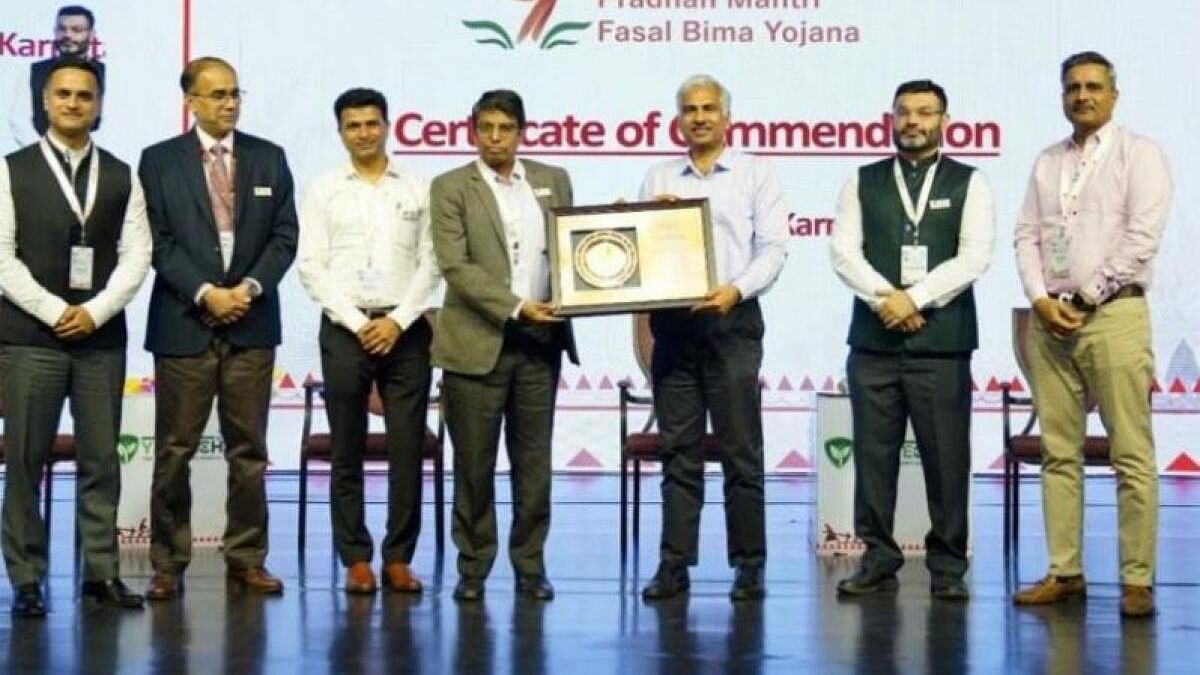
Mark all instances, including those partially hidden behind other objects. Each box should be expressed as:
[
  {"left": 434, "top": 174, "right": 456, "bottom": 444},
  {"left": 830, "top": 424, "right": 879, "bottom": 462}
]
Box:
[{"left": 149, "top": 339, "right": 274, "bottom": 572}]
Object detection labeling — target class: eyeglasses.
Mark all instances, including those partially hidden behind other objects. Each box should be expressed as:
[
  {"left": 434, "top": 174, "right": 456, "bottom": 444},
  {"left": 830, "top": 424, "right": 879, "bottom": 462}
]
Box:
[
  {"left": 475, "top": 122, "right": 519, "bottom": 137},
  {"left": 190, "top": 88, "right": 245, "bottom": 103},
  {"left": 893, "top": 108, "right": 943, "bottom": 120}
]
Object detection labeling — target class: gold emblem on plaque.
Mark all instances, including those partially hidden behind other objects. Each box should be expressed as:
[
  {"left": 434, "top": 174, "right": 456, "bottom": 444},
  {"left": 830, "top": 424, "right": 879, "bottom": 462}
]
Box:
[{"left": 573, "top": 229, "right": 639, "bottom": 289}]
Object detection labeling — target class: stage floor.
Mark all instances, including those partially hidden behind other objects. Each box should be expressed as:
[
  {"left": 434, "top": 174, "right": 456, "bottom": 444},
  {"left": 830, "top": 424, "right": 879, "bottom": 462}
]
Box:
[{"left": 1, "top": 474, "right": 1196, "bottom": 674}]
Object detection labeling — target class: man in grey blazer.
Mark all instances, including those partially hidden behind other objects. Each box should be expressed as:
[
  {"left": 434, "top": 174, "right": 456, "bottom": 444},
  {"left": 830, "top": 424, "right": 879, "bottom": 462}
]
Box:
[{"left": 430, "top": 89, "right": 577, "bottom": 602}]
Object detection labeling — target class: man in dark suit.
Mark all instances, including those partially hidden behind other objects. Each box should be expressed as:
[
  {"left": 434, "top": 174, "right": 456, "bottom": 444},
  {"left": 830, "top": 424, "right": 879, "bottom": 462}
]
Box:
[
  {"left": 138, "top": 56, "right": 298, "bottom": 599},
  {"left": 0, "top": 59, "right": 150, "bottom": 617},
  {"left": 10, "top": 5, "right": 105, "bottom": 148},
  {"left": 430, "top": 89, "right": 577, "bottom": 602}
]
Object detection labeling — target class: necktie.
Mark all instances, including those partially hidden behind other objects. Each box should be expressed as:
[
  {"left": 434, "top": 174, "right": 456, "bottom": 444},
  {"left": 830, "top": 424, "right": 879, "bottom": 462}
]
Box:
[{"left": 207, "top": 144, "right": 235, "bottom": 233}]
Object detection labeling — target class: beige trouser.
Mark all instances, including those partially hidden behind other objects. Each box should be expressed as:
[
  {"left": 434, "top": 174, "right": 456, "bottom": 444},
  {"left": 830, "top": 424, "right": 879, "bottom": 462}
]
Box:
[{"left": 1025, "top": 297, "right": 1158, "bottom": 586}]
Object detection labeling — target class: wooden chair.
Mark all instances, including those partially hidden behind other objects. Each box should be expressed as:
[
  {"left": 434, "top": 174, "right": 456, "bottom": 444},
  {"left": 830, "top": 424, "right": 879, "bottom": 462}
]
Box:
[
  {"left": 1000, "top": 307, "right": 1114, "bottom": 560},
  {"left": 297, "top": 380, "right": 446, "bottom": 559}
]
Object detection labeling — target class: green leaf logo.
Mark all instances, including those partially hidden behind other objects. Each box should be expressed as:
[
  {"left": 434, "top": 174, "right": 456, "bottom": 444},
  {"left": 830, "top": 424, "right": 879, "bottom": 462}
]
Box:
[
  {"left": 540, "top": 21, "right": 592, "bottom": 50},
  {"left": 824, "top": 437, "right": 853, "bottom": 469},
  {"left": 462, "top": 20, "right": 514, "bottom": 50},
  {"left": 117, "top": 434, "right": 140, "bottom": 464}
]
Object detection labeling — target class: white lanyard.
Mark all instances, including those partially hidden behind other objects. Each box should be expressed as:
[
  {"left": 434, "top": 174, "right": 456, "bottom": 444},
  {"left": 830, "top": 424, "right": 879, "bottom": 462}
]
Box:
[
  {"left": 892, "top": 156, "right": 939, "bottom": 244},
  {"left": 39, "top": 137, "right": 100, "bottom": 243},
  {"left": 1058, "top": 133, "right": 1113, "bottom": 218}
]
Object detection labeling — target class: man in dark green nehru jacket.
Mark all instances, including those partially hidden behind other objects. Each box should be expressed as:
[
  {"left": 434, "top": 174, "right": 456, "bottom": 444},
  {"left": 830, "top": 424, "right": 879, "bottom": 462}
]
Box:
[{"left": 829, "top": 79, "right": 995, "bottom": 600}]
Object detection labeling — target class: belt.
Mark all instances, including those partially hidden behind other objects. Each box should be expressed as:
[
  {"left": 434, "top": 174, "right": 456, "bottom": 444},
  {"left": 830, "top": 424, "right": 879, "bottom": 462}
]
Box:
[
  {"left": 1066, "top": 285, "right": 1144, "bottom": 312},
  {"left": 359, "top": 306, "right": 396, "bottom": 319}
]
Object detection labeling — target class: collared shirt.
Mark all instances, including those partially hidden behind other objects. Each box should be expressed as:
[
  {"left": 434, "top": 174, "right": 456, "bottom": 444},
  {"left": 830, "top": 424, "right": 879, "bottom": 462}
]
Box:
[
  {"left": 1015, "top": 122, "right": 1173, "bottom": 303},
  {"left": 475, "top": 158, "right": 550, "bottom": 303},
  {"left": 639, "top": 149, "right": 788, "bottom": 299},
  {"left": 298, "top": 159, "right": 439, "bottom": 333},
  {"left": 831, "top": 154, "right": 996, "bottom": 309},
  {"left": 44, "top": 131, "right": 92, "bottom": 178},
  {"left": 195, "top": 126, "right": 236, "bottom": 271},
  {"left": 0, "top": 139, "right": 152, "bottom": 328}
]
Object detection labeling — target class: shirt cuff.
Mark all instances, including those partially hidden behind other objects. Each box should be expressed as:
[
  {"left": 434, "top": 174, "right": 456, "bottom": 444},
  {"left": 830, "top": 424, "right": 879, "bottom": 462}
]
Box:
[
  {"left": 241, "top": 277, "right": 263, "bottom": 299},
  {"left": 388, "top": 309, "right": 420, "bottom": 331},
  {"left": 37, "top": 296, "right": 70, "bottom": 328},
  {"left": 194, "top": 282, "right": 215, "bottom": 306},
  {"left": 510, "top": 300, "right": 524, "bottom": 320},
  {"left": 905, "top": 285, "right": 932, "bottom": 311}
]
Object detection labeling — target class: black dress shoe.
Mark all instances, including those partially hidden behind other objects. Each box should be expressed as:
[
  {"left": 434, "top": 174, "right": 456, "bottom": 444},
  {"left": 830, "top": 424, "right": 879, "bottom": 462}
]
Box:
[
  {"left": 931, "top": 575, "right": 970, "bottom": 601},
  {"left": 81, "top": 578, "right": 145, "bottom": 609},
  {"left": 453, "top": 577, "right": 485, "bottom": 602},
  {"left": 515, "top": 575, "right": 555, "bottom": 600},
  {"left": 836, "top": 568, "right": 900, "bottom": 596},
  {"left": 11, "top": 583, "right": 46, "bottom": 618},
  {"left": 642, "top": 563, "right": 690, "bottom": 600},
  {"left": 730, "top": 565, "right": 766, "bottom": 601}
]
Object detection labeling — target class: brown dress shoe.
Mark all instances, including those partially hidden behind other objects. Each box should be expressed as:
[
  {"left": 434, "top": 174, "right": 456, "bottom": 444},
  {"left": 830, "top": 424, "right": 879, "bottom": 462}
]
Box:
[
  {"left": 1013, "top": 574, "right": 1086, "bottom": 605},
  {"left": 382, "top": 562, "right": 423, "bottom": 593},
  {"left": 1120, "top": 585, "right": 1155, "bottom": 617},
  {"left": 345, "top": 562, "right": 377, "bottom": 594},
  {"left": 227, "top": 567, "right": 284, "bottom": 595},
  {"left": 146, "top": 572, "right": 183, "bottom": 601}
]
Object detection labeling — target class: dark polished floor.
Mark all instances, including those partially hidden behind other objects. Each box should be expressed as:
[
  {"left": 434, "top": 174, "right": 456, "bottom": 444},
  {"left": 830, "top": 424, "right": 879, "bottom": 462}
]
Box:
[{"left": 0, "top": 473, "right": 1197, "bottom": 674}]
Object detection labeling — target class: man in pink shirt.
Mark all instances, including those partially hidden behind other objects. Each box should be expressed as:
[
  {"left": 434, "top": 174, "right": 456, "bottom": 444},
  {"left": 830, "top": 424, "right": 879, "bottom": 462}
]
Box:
[{"left": 1012, "top": 51, "right": 1172, "bottom": 618}]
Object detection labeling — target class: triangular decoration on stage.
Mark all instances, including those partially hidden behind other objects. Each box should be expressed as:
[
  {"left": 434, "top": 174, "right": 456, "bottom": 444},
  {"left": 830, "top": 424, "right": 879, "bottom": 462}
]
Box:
[
  {"left": 598, "top": 376, "right": 614, "bottom": 390},
  {"left": 1165, "top": 452, "right": 1200, "bottom": 472},
  {"left": 566, "top": 449, "right": 604, "bottom": 468},
  {"left": 278, "top": 373, "right": 295, "bottom": 389},
  {"left": 821, "top": 376, "right": 836, "bottom": 392},
  {"left": 1193, "top": 378, "right": 1200, "bottom": 393},
  {"left": 1169, "top": 377, "right": 1187, "bottom": 394},
  {"left": 777, "top": 376, "right": 793, "bottom": 391},
  {"left": 800, "top": 376, "right": 815, "bottom": 391},
  {"left": 989, "top": 454, "right": 1007, "bottom": 470},
  {"left": 776, "top": 450, "right": 812, "bottom": 469},
  {"left": 970, "top": 378, "right": 979, "bottom": 392},
  {"left": 986, "top": 376, "right": 1002, "bottom": 392},
  {"left": 1151, "top": 379, "right": 1162, "bottom": 393},
  {"left": 558, "top": 376, "right": 570, "bottom": 390},
  {"left": 1008, "top": 377, "right": 1024, "bottom": 393},
  {"left": 303, "top": 372, "right": 318, "bottom": 386},
  {"left": 759, "top": 376, "right": 771, "bottom": 391},
  {"left": 575, "top": 374, "right": 592, "bottom": 390}
]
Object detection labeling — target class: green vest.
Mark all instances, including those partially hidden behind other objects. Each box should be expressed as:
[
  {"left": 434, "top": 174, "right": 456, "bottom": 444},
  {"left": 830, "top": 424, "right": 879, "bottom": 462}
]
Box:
[{"left": 846, "top": 155, "right": 979, "bottom": 354}]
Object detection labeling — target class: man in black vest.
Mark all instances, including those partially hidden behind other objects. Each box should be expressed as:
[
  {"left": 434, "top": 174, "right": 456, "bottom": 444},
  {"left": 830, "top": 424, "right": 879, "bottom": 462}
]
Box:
[
  {"left": 0, "top": 59, "right": 151, "bottom": 617},
  {"left": 829, "top": 80, "right": 994, "bottom": 600},
  {"left": 9, "top": 5, "right": 105, "bottom": 148}
]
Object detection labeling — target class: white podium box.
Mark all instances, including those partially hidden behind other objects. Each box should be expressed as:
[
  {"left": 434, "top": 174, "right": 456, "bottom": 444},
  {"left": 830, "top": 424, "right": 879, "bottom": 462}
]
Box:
[
  {"left": 115, "top": 395, "right": 228, "bottom": 548},
  {"left": 814, "top": 393, "right": 972, "bottom": 557}
]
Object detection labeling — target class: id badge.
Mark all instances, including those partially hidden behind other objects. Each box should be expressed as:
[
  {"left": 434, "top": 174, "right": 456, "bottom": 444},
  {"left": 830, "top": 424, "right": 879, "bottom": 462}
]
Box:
[
  {"left": 1048, "top": 235, "right": 1071, "bottom": 278},
  {"left": 357, "top": 266, "right": 384, "bottom": 296},
  {"left": 69, "top": 246, "right": 94, "bottom": 290},
  {"left": 900, "top": 245, "right": 928, "bottom": 286}
]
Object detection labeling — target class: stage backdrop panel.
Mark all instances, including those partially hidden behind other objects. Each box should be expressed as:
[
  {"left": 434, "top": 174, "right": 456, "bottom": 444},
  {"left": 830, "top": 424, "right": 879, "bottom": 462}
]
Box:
[{"left": 1, "top": 1, "right": 1198, "bottom": 475}]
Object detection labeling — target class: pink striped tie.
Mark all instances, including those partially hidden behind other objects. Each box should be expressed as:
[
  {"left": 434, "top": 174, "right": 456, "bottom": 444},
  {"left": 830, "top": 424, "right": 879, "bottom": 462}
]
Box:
[{"left": 207, "top": 144, "right": 235, "bottom": 233}]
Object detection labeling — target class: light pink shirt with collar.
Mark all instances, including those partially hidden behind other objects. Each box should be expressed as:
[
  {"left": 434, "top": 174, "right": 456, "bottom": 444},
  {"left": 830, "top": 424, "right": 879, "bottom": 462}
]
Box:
[{"left": 1014, "top": 122, "right": 1173, "bottom": 303}]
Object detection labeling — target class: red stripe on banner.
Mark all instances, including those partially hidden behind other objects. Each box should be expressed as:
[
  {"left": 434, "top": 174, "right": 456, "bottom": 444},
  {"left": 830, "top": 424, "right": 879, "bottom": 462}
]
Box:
[
  {"left": 393, "top": 149, "right": 1001, "bottom": 159},
  {"left": 181, "top": 0, "right": 191, "bottom": 132}
]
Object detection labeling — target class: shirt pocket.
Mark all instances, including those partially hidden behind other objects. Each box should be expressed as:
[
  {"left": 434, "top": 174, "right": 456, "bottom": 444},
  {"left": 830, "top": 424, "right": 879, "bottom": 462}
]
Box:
[{"left": 391, "top": 200, "right": 423, "bottom": 253}]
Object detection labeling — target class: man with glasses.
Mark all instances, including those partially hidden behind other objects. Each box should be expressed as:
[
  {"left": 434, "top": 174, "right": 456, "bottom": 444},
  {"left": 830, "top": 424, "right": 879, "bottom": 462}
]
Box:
[
  {"left": 429, "top": 89, "right": 577, "bottom": 602},
  {"left": 138, "top": 56, "right": 298, "bottom": 600},
  {"left": 830, "top": 79, "right": 994, "bottom": 600}
]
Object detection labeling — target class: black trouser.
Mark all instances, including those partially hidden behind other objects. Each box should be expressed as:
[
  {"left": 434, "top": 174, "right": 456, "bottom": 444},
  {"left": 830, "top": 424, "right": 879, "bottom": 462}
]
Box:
[
  {"left": 1, "top": 345, "right": 125, "bottom": 585},
  {"left": 444, "top": 325, "right": 562, "bottom": 580},
  {"left": 320, "top": 315, "right": 433, "bottom": 566},
  {"left": 846, "top": 349, "right": 972, "bottom": 578},
  {"left": 650, "top": 300, "right": 766, "bottom": 569}
]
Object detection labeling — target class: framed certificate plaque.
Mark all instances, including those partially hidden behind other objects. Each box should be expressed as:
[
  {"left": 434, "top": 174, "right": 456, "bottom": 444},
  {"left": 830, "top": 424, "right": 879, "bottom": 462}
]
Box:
[{"left": 547, "top": 198, "right": 716, "bottom": 316}]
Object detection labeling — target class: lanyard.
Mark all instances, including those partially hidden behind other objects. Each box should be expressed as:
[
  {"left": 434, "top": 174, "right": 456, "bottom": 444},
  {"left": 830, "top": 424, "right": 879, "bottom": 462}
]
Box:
[
  {"left": 892, "top": 156, "right": 939, "bottom": 244},
  {"left": 39, "top": 137, "right": 100, "bottom": 244}
]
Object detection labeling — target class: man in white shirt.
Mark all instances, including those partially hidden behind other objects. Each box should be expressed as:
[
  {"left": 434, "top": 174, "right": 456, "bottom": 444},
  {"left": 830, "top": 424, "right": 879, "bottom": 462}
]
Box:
[
  {"left": 829, "top": 79, "right": 994, "bottom": 600},
  {"left": 0, "top": 59, "right": 151, "bottom": 617},
  {"left": 298, "top": 88, "right": 439, "bottom": 595},
  {"left": 638, "top": 75, "right": 788, "bottom": 602}
]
